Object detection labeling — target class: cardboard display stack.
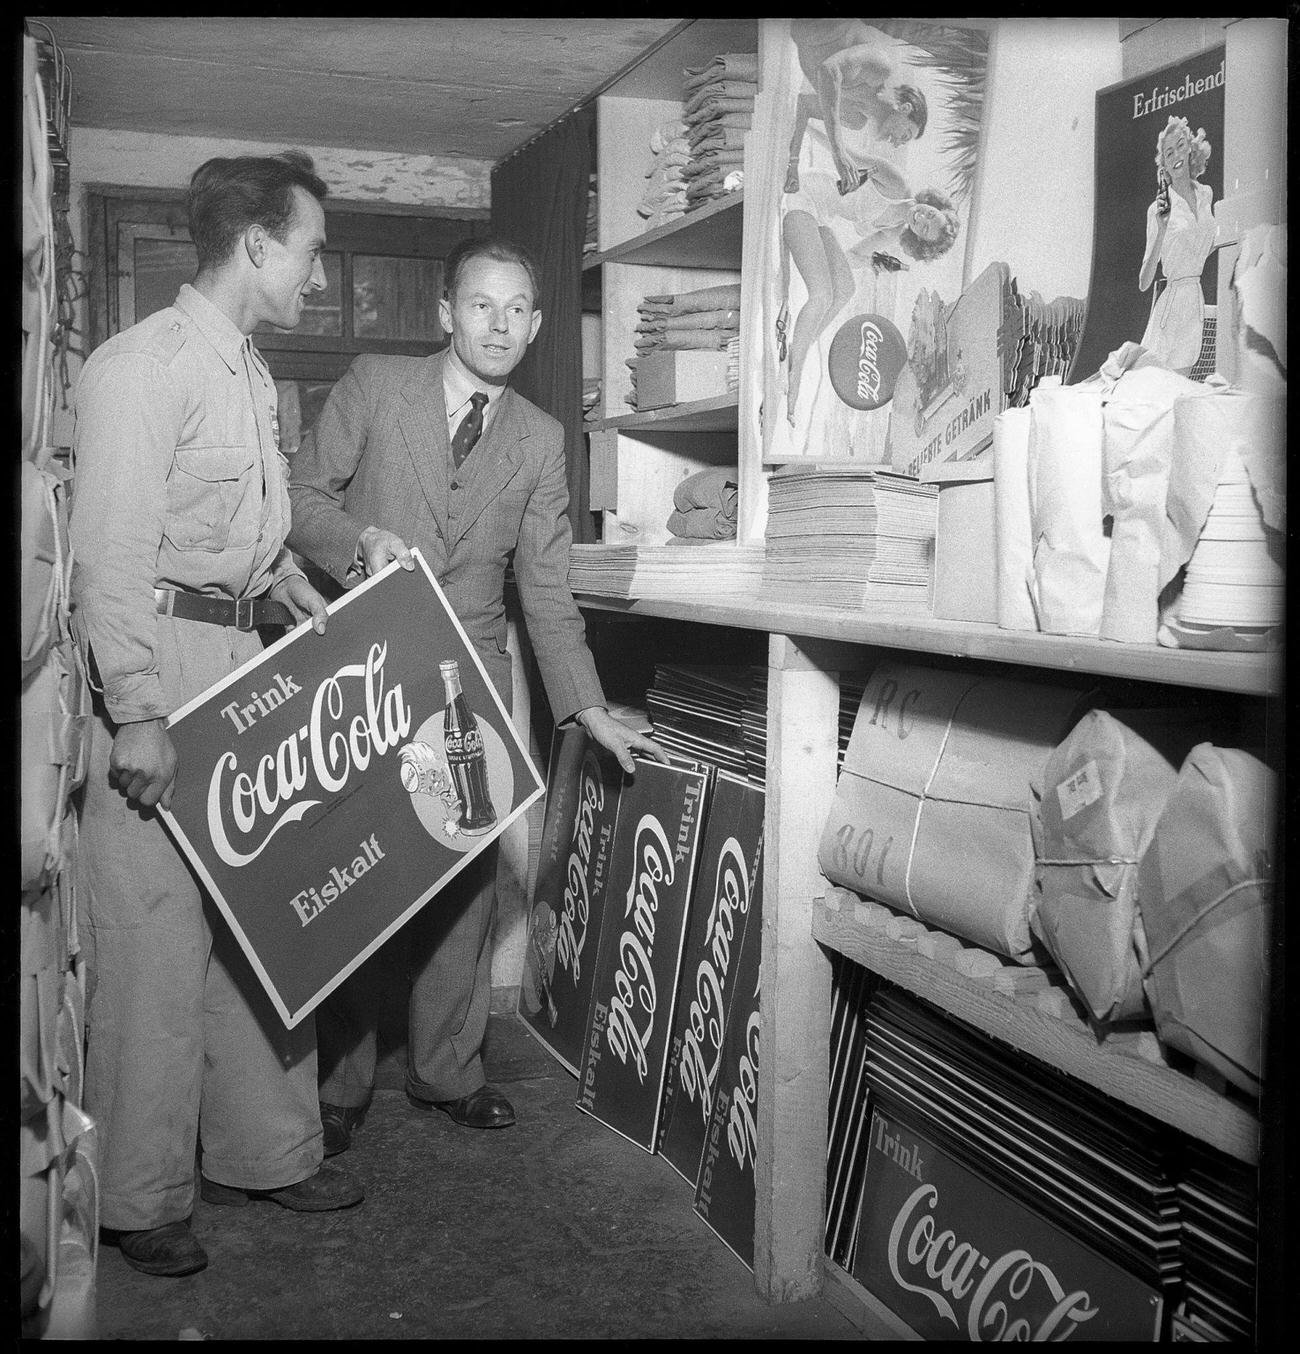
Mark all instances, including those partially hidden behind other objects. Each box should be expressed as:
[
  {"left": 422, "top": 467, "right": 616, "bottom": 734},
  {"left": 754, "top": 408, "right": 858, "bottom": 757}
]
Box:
[
  {"left": 822, "top": 960, "right": 1263, "bottom": 1343},
  {"left": 20, "top": 24, "right": 98, "bottom": 1341},
  {"left": 520, "top": 719, "right": 769, "bottom": 1272},
  {"left": 829, "top": 979, "right": 1177, "bottom": 1340},
  {"left": 517, "top": 728, "right": 628, "bottom": 1075}
]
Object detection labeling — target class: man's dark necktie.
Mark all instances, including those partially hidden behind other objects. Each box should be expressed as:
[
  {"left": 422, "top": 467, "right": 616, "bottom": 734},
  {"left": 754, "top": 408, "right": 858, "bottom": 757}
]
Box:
[{"left": 451, "top": 391, "right": 488, "bottom": 468}]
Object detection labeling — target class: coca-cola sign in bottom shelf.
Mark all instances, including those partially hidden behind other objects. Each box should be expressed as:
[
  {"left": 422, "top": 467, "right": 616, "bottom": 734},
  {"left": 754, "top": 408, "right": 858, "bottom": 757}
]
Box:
[{"left": 852, "top": 1105, "right": 1163, "bottom": 1341}]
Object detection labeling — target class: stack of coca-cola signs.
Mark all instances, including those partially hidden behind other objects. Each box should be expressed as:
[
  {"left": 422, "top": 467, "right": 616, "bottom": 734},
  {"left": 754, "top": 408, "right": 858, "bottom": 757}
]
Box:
[{"left": 519, "top": 724, "right": 767, "bottom": 1271}]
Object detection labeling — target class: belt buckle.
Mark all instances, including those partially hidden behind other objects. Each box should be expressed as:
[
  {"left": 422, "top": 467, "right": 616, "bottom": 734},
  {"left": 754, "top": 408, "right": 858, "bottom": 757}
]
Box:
[{"left": 235, "top": 597, "right": 256, "bottom": 631}]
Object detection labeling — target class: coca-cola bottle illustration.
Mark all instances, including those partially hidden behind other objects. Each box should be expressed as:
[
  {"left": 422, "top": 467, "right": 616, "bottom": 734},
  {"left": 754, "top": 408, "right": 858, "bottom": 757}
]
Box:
[{"left": 439, "top": 659, "right": 497, "bottom": 836}]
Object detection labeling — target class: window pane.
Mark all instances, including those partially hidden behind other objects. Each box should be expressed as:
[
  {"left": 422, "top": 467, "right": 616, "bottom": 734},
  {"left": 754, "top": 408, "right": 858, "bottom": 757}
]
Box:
[
  {"left": 256, "top": 252, "right": 343, "bottom": 336},
  {"left": 353, "top": 255, "right": 443, "bottom": 341},
  {"left": 274, "top": 377, "right": 337, "bottom": 457},
  {"left": 133, "top": 237, "right": 198, "bottom": 322}
]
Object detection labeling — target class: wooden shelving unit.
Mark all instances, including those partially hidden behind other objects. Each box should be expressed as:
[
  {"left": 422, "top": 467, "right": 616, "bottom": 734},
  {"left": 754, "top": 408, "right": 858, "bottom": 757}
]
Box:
[
  {"left": 812, "top": 891, "right": 1260, "bottom": 1165},
  {"left": 574, "top": 589, "right": 1279, "bottom": 697},
  {"left": 584, "top": 191, "right": 744, "bottom": 270},
  {"left": 563, "top": 15, "right": 1283, "bottom": 1336},
  {"left": 593, "top": 392, "right": 738, "bottom": 434}
]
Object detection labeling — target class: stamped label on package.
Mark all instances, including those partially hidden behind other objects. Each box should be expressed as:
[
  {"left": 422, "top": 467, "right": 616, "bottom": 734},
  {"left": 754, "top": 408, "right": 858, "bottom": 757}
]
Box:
[
  {"left": 1057, "top": 759, "right": 1103, "bottom": 820},
  {"left": 159, "top": 552, "right": 544, "bottom": 1028}
]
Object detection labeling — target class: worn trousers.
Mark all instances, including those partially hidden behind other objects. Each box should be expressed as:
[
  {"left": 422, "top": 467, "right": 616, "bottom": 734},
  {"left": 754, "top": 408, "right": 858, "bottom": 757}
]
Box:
[
  {"left": 316, "top": 845, "right": 496, "bottom": 1107},
  {"left": 77, "top": 617, "right": 322, "bottom": 1232}
]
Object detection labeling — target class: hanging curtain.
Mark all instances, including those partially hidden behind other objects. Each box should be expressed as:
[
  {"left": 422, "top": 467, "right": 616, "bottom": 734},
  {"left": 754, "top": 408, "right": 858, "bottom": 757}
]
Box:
[{"left": 491, "top": 104, "right": 596, "bottom": 543}]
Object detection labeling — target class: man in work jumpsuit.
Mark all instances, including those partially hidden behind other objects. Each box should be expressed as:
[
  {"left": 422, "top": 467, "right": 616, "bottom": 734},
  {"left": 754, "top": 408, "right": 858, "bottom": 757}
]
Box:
[{"left": 70, "top": 150, "right": 364, "bottom": 1278}]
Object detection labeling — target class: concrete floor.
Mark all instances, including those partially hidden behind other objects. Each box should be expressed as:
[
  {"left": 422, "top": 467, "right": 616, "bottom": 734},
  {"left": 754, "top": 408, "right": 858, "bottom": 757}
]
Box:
[{"left": 93, "top": 1013, "right": 857, "bottom": 1340}]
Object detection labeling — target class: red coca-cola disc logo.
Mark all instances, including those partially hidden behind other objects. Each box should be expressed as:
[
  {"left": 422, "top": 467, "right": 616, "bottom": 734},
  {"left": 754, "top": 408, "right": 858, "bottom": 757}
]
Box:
[{"left": 827, "top": 313, "right": 907, "bottom": 410}]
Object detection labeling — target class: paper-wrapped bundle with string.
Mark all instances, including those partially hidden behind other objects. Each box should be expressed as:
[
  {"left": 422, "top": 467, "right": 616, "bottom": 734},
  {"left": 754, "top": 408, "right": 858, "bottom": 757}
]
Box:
[
  {"left": 1138, "top": 744, "right": 1276, "bottom": 1095},
  {"left": 819, "top": 661, "right": 1091, "bottom": 961},
  {"left": 1027, "top": 379, "right": 1109, "bottom": 635},
  {"left": 1032, "top": 708, "right": 1212, "bottom": 1024}
]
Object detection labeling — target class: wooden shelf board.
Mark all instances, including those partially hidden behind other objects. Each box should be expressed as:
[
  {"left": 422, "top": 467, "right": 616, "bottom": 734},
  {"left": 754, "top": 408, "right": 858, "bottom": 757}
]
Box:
[
  {"left": 598, "top": 17, "right": 757, "bottom": 99},
  {"left": 594, "top": 393, "right": 739, "bottom": 433},
  {"left": 821, "top": 1259, "right": 921, "bottom": 1341},
  {"left": 810, "top": 893, "right": 1260, "bottom": 1165},
  {"left": 586, "top": 193, "right": 744, "bottom": 270},
  {"left": 571, "top": 582, "right": 1279, "bottom": 696}
]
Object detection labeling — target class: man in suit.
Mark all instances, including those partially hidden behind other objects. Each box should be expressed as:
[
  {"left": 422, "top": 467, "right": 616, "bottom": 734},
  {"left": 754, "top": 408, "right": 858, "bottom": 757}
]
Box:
[{"left": 288, "top": 236, "right": 665, "bottom": 1153}]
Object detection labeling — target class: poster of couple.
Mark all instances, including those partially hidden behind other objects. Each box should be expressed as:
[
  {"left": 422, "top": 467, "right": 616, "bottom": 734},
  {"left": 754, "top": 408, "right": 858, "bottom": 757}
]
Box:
[{"left": 753, "top": 18, "right": 991, "bottom": 465}]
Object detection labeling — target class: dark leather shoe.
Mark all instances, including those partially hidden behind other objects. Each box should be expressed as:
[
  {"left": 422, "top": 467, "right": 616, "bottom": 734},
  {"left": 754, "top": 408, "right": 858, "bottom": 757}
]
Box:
[
  {"left": 114, "top": 1220, "right": 208, "bottom": 1277},
  {"left": 200, "top": 1163, "right": 364, "bottom": 1212},
  {"left": 416, "top": 1083, "right": 516, "bottom": 1129},
  {"left": 320, "top": 1100, "right": 368, "bottom": 1157}
]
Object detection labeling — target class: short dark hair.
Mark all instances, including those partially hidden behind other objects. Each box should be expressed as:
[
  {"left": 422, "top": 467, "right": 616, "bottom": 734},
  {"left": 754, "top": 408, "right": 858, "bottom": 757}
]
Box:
[
  {"left": 187, "top": 150, "right": 327, "bottom": 270},
  {"left": 443, "top": 236, "right": 541, "bottom": 308},
  {"left": 894, "top": 84, "right": 928, "bottom": 137}
]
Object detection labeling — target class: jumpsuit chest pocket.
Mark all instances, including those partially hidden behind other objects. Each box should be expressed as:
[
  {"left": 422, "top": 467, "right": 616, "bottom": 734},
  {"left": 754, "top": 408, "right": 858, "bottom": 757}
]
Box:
[{"left": 163, "top": 445, "right": 255, "bottom": 552}]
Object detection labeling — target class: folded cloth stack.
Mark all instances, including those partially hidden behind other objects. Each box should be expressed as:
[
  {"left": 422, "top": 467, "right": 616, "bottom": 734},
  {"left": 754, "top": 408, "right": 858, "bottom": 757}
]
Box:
[
  {"left": 627, "top": 283, "right": 743, "bottom": 405},
  {"left": 637, "top": 119, "right": 690, "bottom": 229},
  {"left": 725, "top": 335, "right": 741, "bottom": 394},
  {"left": 583, "top": 173, "right": 598, "bottom": 256},
  {"left": 666, "top": 467, "right": 738, "bottom": 541},
  {"left": 681, "top": 52, "right": 757, "bottom": 210},
  {"left": 635, "top": 281, "right": 742, "bottom": 354}
]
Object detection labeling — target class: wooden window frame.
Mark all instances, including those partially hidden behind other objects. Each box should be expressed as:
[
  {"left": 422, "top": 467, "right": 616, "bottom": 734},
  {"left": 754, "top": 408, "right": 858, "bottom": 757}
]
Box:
[{"left": 84, "top": 185, "right": 489, "bottom": 380}]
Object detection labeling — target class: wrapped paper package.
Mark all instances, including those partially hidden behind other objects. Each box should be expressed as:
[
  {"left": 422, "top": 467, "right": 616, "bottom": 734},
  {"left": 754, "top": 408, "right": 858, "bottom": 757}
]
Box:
[
  {"left": 818, "top": 661, "right": 1091, "bottom": 961},
  {"left": 1137, "top": 744, "right": 1276, "bottom": 1095},
  {"left": 1158, "top": 389, "right": 1285, "bottom": 650},
  {"left": 1098, "top": 365, "right": 1220, "bottom": 643},
  {"left": 1231, "top": 222, "right": 1286, "bottom": 395},
  {"left": 1028, "top": 379, "right": 1110, "bottom": 635},
  {"left": 992, "top": 405, "right": 1036, "bottom": 631},
  {"left": 1032, "top": 708, "right": 1212, "bottom": 1024}
]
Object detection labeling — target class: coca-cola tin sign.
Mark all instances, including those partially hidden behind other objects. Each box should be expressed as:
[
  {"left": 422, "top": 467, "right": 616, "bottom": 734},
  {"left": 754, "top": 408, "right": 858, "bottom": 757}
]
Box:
[
  {"left": 577, "top": 758, "right": 708, "bottom": 1151},
  {"left": 853, "top": 1106, "right": 1163, "bottom": 1340},
  {"left": 159, "top": 551, "right": 543, "bottom": 1028},
  {"left": 692, "top": 830, "right": 763, "bottom": 1272},
  {"left": 518, "top": 726, "right": 625, "bottom": 1075},
  {"left": 659, "top": 772, "right": 764, "bottom": 1185}
]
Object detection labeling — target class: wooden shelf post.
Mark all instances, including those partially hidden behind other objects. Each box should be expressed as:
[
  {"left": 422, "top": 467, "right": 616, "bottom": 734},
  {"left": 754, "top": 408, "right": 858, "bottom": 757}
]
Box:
[{"left": 753, "top": 634, "right": 840, "bottom": 1300}]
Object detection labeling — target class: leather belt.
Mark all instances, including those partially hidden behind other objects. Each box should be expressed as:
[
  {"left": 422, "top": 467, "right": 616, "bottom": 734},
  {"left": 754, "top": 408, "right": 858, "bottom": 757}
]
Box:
[{"left": 155, "top": 588, "right": 294, "bottom": 630}]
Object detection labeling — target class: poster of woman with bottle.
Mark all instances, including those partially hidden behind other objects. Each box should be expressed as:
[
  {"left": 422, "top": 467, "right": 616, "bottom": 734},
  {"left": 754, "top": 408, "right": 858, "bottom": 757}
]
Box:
[
  {"left": 755, "top": 18, "right": 991, "bottom": 464},
  {"left": 158, "top": 551, "right": 544, "bottom": 1028},
  {"left": 1068, "top": 44, "right": 1224, "bottom": 383}
]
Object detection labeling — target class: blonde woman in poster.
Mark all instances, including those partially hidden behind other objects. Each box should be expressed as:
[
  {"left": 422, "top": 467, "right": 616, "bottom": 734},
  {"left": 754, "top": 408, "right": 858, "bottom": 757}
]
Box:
[{"left": 1137, "top": 116, "right": 1216, "bottom": 374}]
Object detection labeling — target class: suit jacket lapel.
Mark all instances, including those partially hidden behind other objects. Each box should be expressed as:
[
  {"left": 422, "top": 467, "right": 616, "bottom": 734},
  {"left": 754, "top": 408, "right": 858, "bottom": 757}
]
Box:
[
  {"left": 452, "top": 386, "right": 528, "bottom": 541},
  {"left": 398, "top": 352, "right": 451, "bottom": 536}
]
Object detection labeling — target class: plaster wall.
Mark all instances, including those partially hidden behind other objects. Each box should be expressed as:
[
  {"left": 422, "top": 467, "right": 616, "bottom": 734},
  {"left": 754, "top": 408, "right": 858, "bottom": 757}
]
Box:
[{"left": 965, "top": 18, "right": 1122, "bottom": 302}]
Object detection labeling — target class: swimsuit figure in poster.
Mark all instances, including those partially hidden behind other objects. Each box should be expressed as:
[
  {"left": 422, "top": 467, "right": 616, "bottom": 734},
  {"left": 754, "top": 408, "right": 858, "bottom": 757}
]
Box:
[
  {"left": 778, "top": 157, "right": 960, "bottom": 425},
  {"left": 1137, "top": 116, "right": 1217, "bottom": 375},
  {"left": 759, "top": 19, "right": 989, "bottom": 463}
]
